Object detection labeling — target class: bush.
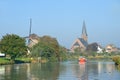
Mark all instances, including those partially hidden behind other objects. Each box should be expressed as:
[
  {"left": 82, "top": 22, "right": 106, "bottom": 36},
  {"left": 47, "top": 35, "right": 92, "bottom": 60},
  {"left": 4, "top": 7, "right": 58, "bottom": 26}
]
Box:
[{"left": 112, "top": 56, "right": 120, "bottom": 65}]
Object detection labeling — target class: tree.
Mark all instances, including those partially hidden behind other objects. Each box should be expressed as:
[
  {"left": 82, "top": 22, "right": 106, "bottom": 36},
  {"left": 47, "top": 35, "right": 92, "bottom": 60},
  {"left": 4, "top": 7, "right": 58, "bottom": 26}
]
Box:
[
  {"left": 41, "top": 36, "right": 60, "bottom": 61},
  {"left": 59, "top": 46, "right": 68, "bottom": 61},
  {"left": 0, "top": 34, "right": 27, "bottom": 60},
  {"left": 31, "top": 35, "right": 60, "bottom": 61}
]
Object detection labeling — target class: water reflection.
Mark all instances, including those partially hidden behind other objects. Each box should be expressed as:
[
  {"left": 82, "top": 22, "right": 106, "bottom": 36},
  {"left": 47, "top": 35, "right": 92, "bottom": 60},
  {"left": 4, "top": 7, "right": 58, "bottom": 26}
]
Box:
[
  {"left": 0, "top": 61, "right": 120, "bottom": 80},
  {"left": 87, "top": 61, "right": 120, "bottom": 80},
  {"left": 72, "top": 63, "right": 88, "bottom": 80},
  {"left": 29, "top": 63, "right": 60, "bottom": 80},
  {"left": 57, "top": 61, "right": 88, "bottom": 80},
  {"left": 0, "top": 63, "right": 61, "bottom": 80},
  {"left": 78, "top": 63, "right": 88, "bottom": 80}
]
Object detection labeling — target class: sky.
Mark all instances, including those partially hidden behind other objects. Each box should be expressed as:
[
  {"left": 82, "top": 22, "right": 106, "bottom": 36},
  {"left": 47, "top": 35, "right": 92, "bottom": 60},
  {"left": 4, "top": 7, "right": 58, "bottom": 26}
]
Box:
[{"left": 0, "top": 0, "right": 120, "bottom": 48}]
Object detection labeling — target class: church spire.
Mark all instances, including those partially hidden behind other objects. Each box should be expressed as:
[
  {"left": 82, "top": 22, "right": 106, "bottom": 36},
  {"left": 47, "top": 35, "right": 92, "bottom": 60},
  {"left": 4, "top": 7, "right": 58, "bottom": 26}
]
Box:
[
  {"left": 82, "top": 20, "right": 87, "bottom": 36},
  {"left": 81, "top": 20, "right": 88, "bottom": 42}
]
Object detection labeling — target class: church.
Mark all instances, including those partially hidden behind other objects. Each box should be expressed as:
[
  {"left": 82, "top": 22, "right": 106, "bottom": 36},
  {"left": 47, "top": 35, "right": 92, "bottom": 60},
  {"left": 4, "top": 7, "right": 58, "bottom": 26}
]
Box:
[{"left": 71, "top": 21, "right": 88, "bottom": 52}]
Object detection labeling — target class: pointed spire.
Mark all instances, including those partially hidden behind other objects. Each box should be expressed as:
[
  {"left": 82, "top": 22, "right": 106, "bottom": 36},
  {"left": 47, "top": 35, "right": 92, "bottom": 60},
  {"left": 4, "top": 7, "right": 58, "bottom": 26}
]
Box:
[
  {"left": 82, "top": 20, "right": 87, "bottom": 36},
  {"left": 81, "top": 20, "right": 88, "bottom": 42}
]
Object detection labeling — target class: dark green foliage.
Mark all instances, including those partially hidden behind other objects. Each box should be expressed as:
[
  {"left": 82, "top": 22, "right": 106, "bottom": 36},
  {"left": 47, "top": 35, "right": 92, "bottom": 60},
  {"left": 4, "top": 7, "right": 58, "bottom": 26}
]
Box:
[
  {"left": 31, "top": 35, "right": 60, "bottom": 61},
  {"left": 59, "top": 46, "right": 68, "bottom": 61},
  {"left": 0, "top": 34, "right": 27, "bottom": 60}
]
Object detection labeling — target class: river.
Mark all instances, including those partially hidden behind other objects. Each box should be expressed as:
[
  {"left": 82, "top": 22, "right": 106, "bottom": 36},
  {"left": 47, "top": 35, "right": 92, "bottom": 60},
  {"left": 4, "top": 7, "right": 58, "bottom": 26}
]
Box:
[{"left": 0, "top": 60, "right": 120, "bottom": 80}]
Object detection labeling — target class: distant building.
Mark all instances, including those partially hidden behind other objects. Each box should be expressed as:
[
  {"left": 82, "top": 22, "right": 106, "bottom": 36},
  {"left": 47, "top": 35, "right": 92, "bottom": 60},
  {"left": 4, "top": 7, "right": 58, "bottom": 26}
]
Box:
[
  {"left": 28, "top": 34, "right": 40, "bottom": 47},
  {"left": 86, "top": 43, "right": 98, "bottom": 51},
  {"left": 105, "top": 44, "right": 118, "bottom": 53},
  {"left": 97, "top": 46, "right": 103, "bottom": 53},
  {"left": 71, "top": 21, "right": 88, "bottom": 52},
  {"left": 86, "top": 42, "right": 103, "bottom": 53}
]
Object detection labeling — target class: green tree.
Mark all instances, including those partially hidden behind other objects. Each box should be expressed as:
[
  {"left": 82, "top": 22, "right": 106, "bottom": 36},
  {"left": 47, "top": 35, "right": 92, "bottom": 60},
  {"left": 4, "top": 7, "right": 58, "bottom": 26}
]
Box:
[
  {"left": 59, "top": 46, "right": 68, "bottom": 61},
  {"left": 31, "top": 35, "right": 60, "bottom": 61},
  {"left": 0, "top": 34, "right": 27, "bottom": 60}
]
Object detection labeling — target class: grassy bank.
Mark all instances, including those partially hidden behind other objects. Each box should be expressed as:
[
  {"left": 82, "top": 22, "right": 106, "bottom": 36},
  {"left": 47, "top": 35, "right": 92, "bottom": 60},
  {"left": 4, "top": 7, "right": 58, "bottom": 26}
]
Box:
[
  {"left": 112, "top": 56, "right": 120, "bottom": 65},
  {"left": 112, "top": 56, "right": 120, "bottom": 69},
  {"left": 0, "top": 58, "right": 14, "bottom": 65},
  {"left": 0, "top": 55, "right": 119, "bottom": 65},
  {"left": 0, "top": 57, "right": 50, "bottom": 65},
  {"left": 0, "top": 57, "right": 32, "bottom": 65},
  {"left": 16, "top": 57, "right": 48, "bottom": 63}
]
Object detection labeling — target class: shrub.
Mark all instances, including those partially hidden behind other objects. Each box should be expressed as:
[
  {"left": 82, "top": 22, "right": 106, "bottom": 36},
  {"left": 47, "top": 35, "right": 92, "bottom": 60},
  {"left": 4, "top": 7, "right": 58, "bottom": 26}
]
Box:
[{"left": 112, "top": 56, "right": 120, "bottom": 65}]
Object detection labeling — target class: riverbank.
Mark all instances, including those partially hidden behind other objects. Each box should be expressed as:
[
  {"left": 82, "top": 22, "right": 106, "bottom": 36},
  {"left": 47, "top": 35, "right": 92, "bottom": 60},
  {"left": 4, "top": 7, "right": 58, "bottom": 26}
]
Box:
[
  {"left": 0, "top": 57, "right": 32, "bottom": 65},
  {"left": 0, "top": 58, "right": 14, "bottom": 65},
  {"left": 112, "top": 56, "right": 120, "bottom": 69},
  {"left": 0, "top": 57, "right": 48, "bottom": 65},
  {"left": 0, "top": 55, "right": 120, "bottom": 65}
]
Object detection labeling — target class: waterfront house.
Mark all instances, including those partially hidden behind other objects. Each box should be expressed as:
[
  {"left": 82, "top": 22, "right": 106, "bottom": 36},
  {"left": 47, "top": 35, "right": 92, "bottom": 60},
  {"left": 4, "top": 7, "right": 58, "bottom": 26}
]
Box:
[{"left": 105, "top": 44, "right": 118, "bottom": 53}]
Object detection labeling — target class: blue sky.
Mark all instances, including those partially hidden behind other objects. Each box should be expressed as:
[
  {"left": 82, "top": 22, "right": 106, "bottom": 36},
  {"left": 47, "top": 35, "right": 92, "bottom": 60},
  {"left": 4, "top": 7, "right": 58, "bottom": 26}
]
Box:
[{"left": 0, "top": 0, "right": 120, "bottom": 48}]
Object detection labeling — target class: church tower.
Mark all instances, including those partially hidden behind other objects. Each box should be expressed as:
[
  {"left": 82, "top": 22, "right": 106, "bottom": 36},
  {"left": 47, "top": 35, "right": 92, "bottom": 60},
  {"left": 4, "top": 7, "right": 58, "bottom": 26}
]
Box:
[
  {"left": 81, "top": 21, "right": 88, "bottom": 42},
  {"left": 70, "top": 21, "right": 88, "bottom": 52}
]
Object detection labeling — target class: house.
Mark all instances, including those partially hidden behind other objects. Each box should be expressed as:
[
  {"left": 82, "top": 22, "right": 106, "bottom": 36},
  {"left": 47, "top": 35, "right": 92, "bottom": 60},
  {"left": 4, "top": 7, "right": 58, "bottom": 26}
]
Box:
[
  {"left": 105, "top": 44, "right": 118, "bottom": 53},
  {"left": 86, "top": 42, "right": 103, "bottom": 53},
  {"left": 71, "top": 21, "right": 88, "bottom": 52},
  {"left": 97, "top": 46, "right": 103, "bottom": 53}
]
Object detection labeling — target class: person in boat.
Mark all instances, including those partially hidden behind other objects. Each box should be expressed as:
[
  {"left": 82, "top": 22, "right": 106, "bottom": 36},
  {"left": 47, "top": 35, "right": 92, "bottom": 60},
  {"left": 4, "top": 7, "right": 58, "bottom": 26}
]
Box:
[{"left": 79, "top": 56, "right": 87, "bottom": 62}]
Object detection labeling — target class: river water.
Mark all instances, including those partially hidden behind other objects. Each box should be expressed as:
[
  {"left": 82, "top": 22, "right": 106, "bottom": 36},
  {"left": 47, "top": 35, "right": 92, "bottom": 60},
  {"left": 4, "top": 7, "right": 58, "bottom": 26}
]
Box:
[{"left": 0, "top": 60, "right": 120, "bottom": 80}]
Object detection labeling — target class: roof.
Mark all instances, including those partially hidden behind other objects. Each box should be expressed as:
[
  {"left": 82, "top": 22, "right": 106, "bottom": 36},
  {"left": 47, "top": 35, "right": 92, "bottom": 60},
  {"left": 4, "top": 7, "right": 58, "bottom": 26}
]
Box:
[
  {"left": 78, "top": 38, "right": 88, "bottom": 47},
  {"left": 73, "top": 42, "right": 80, "bottom": 46},
  {"left": 72, "top": 38, "right": 88, "bottom": 48}
]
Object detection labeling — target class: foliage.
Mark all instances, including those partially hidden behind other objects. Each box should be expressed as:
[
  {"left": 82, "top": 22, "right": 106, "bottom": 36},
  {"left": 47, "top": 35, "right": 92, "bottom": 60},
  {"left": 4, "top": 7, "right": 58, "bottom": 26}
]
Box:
[
  {"left": 31, "top": 35, "right": 60, "bottom": 61},
  {"left": 74, "top": 48, "right": 82, "bottom": 55},
  {"left": 68, "top": 50, "right": 120, "bottom": 60},
  {"left": 41, "top": 36, "right": 60, "bottom": 60},
  {"left": 112, "top": 56, "right": 120, "bottom": 65},
  {"left": 59, "top": 46, "right": 68, "bottom": 61},
  {"left": 0, "top": 34, "right": 27, "bottom": 60}
]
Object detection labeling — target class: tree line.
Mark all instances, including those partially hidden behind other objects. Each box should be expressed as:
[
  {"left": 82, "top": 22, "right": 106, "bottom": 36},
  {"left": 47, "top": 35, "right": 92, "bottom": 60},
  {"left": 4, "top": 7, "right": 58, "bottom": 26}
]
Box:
[{"left": 0, "top": 34, "right": 68, "bottom": 62}]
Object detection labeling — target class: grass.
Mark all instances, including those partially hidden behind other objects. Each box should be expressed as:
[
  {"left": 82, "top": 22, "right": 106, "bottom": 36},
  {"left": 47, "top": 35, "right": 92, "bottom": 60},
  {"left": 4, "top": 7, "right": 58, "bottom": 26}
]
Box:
[
  {"left": 0, "top": 58, "right": 13, "bottom": 65},
  {"left": 0, "top": 57, "right": 31, "bottom": 65},
  {"left": 15, "top": 58, "right": 31, "bottom": 63},
  {"left": 0, "top": 57, "right": 48, "bottom": 65}
]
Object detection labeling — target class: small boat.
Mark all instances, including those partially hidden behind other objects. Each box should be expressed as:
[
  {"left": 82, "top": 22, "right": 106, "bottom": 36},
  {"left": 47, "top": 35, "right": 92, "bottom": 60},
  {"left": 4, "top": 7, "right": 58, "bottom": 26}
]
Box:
[{"left": 78, "top": 57, "right": 86, "bottom": 64}]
